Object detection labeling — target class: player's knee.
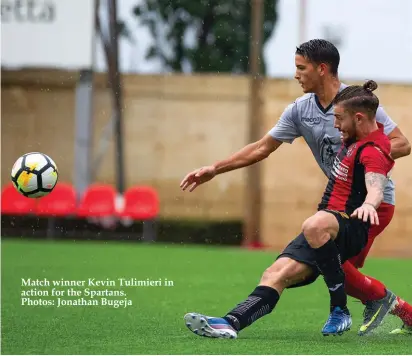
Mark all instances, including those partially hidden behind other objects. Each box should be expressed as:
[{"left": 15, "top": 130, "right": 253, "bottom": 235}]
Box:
[
  {"left": 302, "top": 214, "right": 331, "bottom": 248},
  {"left": 302, "top": 216, "right": 323, "bottom": 245}
]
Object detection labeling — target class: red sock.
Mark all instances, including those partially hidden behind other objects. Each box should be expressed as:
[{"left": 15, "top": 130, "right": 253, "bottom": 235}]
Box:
[
  {"left": 342, "top": 262, "right": 386, "bottom": 302},
  {"left": 391, "top": 297, "right": 412, "bottom": 326}
]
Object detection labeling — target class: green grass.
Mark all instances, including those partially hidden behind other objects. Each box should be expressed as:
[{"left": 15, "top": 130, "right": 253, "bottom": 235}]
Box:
[{"left": 1, "top": 239, "right": 411, "bottom": 354}]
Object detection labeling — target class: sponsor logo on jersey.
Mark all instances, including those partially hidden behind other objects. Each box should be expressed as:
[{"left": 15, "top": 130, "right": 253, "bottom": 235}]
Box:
[
  {"left": 301, "top": 116, "right": 322, "bottom": 125},
  {"left": 331, "top": 156, "right": 349, "bottom": 182}
]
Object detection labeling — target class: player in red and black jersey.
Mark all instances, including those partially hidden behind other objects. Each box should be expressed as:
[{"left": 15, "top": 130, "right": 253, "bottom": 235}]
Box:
[{"left": 300, "top": 80, "right": 395, "bottom": 335}]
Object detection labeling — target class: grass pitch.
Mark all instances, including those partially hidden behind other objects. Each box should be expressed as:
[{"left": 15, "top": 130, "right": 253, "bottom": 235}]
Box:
[{"left": 1, "top": 239, "right": 411, "bottom": 354}]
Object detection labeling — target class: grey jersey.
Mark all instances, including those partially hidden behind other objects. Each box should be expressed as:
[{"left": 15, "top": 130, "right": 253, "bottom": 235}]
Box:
[{"left": 268, "top": 84, "right": 396, "bottom": 205}]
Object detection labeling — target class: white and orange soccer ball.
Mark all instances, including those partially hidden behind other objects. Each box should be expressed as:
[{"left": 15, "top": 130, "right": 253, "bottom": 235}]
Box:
[{"left": 11, "top": 152, "right": 58, "bottom": 198}]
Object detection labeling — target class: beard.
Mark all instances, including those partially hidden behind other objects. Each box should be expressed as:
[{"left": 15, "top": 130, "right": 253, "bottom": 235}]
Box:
[{"left": 344, "top": 122, "right": 358, "bottom": 147}]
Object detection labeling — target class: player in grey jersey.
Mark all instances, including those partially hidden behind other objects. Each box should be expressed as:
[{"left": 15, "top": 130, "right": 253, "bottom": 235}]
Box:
[{"left": 180, "top": 39, "right": 412, "bottom": 337}]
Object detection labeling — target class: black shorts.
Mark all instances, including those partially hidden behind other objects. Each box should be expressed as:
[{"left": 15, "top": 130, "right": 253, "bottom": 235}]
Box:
[{"left": 277, "top": 210, "right": 369, "bottom": 288}]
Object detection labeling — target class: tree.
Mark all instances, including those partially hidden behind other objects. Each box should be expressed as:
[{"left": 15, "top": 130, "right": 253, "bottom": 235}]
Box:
[{"left": 131, "top": 0, "right": 278, "bottom": 73}]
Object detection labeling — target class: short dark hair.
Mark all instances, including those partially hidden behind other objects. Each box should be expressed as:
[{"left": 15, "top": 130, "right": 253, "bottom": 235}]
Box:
[
  {"left": 333, "top": 80, "right": 379, "bottom": 117},
  {"left": 295, "top": 39, "right": 340, "bottom": 75}
]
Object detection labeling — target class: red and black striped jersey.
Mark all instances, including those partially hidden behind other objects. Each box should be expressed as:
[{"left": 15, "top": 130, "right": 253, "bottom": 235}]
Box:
[{"left": 318, "top": 124, "right": 394, "bottom": 214}]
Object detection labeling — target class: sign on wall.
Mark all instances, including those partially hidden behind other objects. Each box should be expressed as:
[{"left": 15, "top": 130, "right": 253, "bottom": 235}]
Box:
[{"left": 1, "top": 0, "right": 95, "bottom": 69}]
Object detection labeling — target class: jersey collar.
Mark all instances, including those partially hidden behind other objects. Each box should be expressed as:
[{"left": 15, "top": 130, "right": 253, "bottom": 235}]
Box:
[{"left": 314, "top": 83, "right": 347, "bottom": 114}]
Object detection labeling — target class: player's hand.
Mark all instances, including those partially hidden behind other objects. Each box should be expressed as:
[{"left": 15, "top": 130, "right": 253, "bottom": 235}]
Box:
[
  {"left": 180, "top": 166, "right": 217, "bottom": 192},
  {"left": 351, "top": 203, "right": 379, "bottom": 225}
]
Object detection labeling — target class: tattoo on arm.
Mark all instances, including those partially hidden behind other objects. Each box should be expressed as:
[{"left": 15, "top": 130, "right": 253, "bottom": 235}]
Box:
[{"left": 365, "top": 172, "right": 388, "bottom": 192}]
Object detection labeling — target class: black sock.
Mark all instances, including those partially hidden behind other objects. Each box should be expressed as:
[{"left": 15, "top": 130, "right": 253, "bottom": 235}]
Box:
[
  {"left": 223, "top": 286, "right": 280, "bottom": 331},
  {"left": 313, "top": 239, "right": 347, "bottom": 311}
]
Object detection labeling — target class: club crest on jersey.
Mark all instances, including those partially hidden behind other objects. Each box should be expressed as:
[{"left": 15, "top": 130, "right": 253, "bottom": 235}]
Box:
[{"left": 346, "top": 143, "right": 357, "bottom": 157}]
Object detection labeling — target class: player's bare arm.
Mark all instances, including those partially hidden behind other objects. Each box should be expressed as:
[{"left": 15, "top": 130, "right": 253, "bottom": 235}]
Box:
[
  {"left": 387, "top": 127, "right": 411, "bottom": 159},
  {"left": 180, "top": 135, "right": 282, "bottom": 192},
  {"left": 213, "top": 134, "right": 282, "bottom": 174},
  {"left": 351, "top": 172, "right": 388, "bottom": 225}
]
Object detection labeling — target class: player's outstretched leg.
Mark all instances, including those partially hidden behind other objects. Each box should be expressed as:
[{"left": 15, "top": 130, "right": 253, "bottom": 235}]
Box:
[
  {"left": 183, "top": 257, "right": 314, "bottom": 339},
  {"left": 322, "top": 306, "right": 352, "bottom": 336},
  {"left": 184, "top": 313, "right": 238, "bottom": 339}
]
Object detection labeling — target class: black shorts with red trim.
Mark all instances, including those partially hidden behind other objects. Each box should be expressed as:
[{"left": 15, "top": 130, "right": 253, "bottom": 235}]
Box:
[{"left": 276, "top": 209, "right": 369, "bottom": 288}]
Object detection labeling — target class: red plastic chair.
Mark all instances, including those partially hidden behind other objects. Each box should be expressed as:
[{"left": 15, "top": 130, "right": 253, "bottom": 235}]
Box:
[
  {"left": 36, "top": 183, "right": 77, "bottom": 217},
  {"left": 77, "top": 184, "right": 117, "bottom": 218},
  {"left": 1, "top": 183, "right": 37, "bottom": 215},
  {"left": 118, "top": 186, "right": 159, "bottom": 241},
  {"left": 118, "top": 186, "right": 160, "bottom": 220}
]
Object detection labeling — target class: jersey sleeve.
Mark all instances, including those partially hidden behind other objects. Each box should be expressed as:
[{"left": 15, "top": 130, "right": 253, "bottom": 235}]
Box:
[
  {"left": 375, "top": 106, "right": 397, "bottom": 136},
  {"left": 360, "top": 146, "right": 394, "bottom": 175},
  {"left": 267, "top": 103, "right": 301, "bottom": 144}
]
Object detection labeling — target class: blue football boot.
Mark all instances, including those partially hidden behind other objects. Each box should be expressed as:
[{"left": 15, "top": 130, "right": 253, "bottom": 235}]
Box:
[{"left": 322, "top": 306, "right": 352, "bottom": 336}]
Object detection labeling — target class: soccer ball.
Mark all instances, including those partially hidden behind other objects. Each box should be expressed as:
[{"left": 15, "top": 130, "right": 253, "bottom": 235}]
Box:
[{"left": 11, "top": 152, "right": 58, "bottom": 198}]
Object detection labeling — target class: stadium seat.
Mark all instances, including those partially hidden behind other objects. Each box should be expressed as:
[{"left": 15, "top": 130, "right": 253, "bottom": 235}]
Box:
[
  {"left": 76, "top": 184, "right": 117, "bottom": 218},
  {"left": 35, "top": 183, "right": 77, "bottom": 217},
  {"left": 1, "top": 183, "right": 37, "bottom": 215},
  {"left": 118, "top": 186, "right": 160, "bottom": 220},
  {"left": 118, "top": 186, "right": 160, "bottom": 241}
]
